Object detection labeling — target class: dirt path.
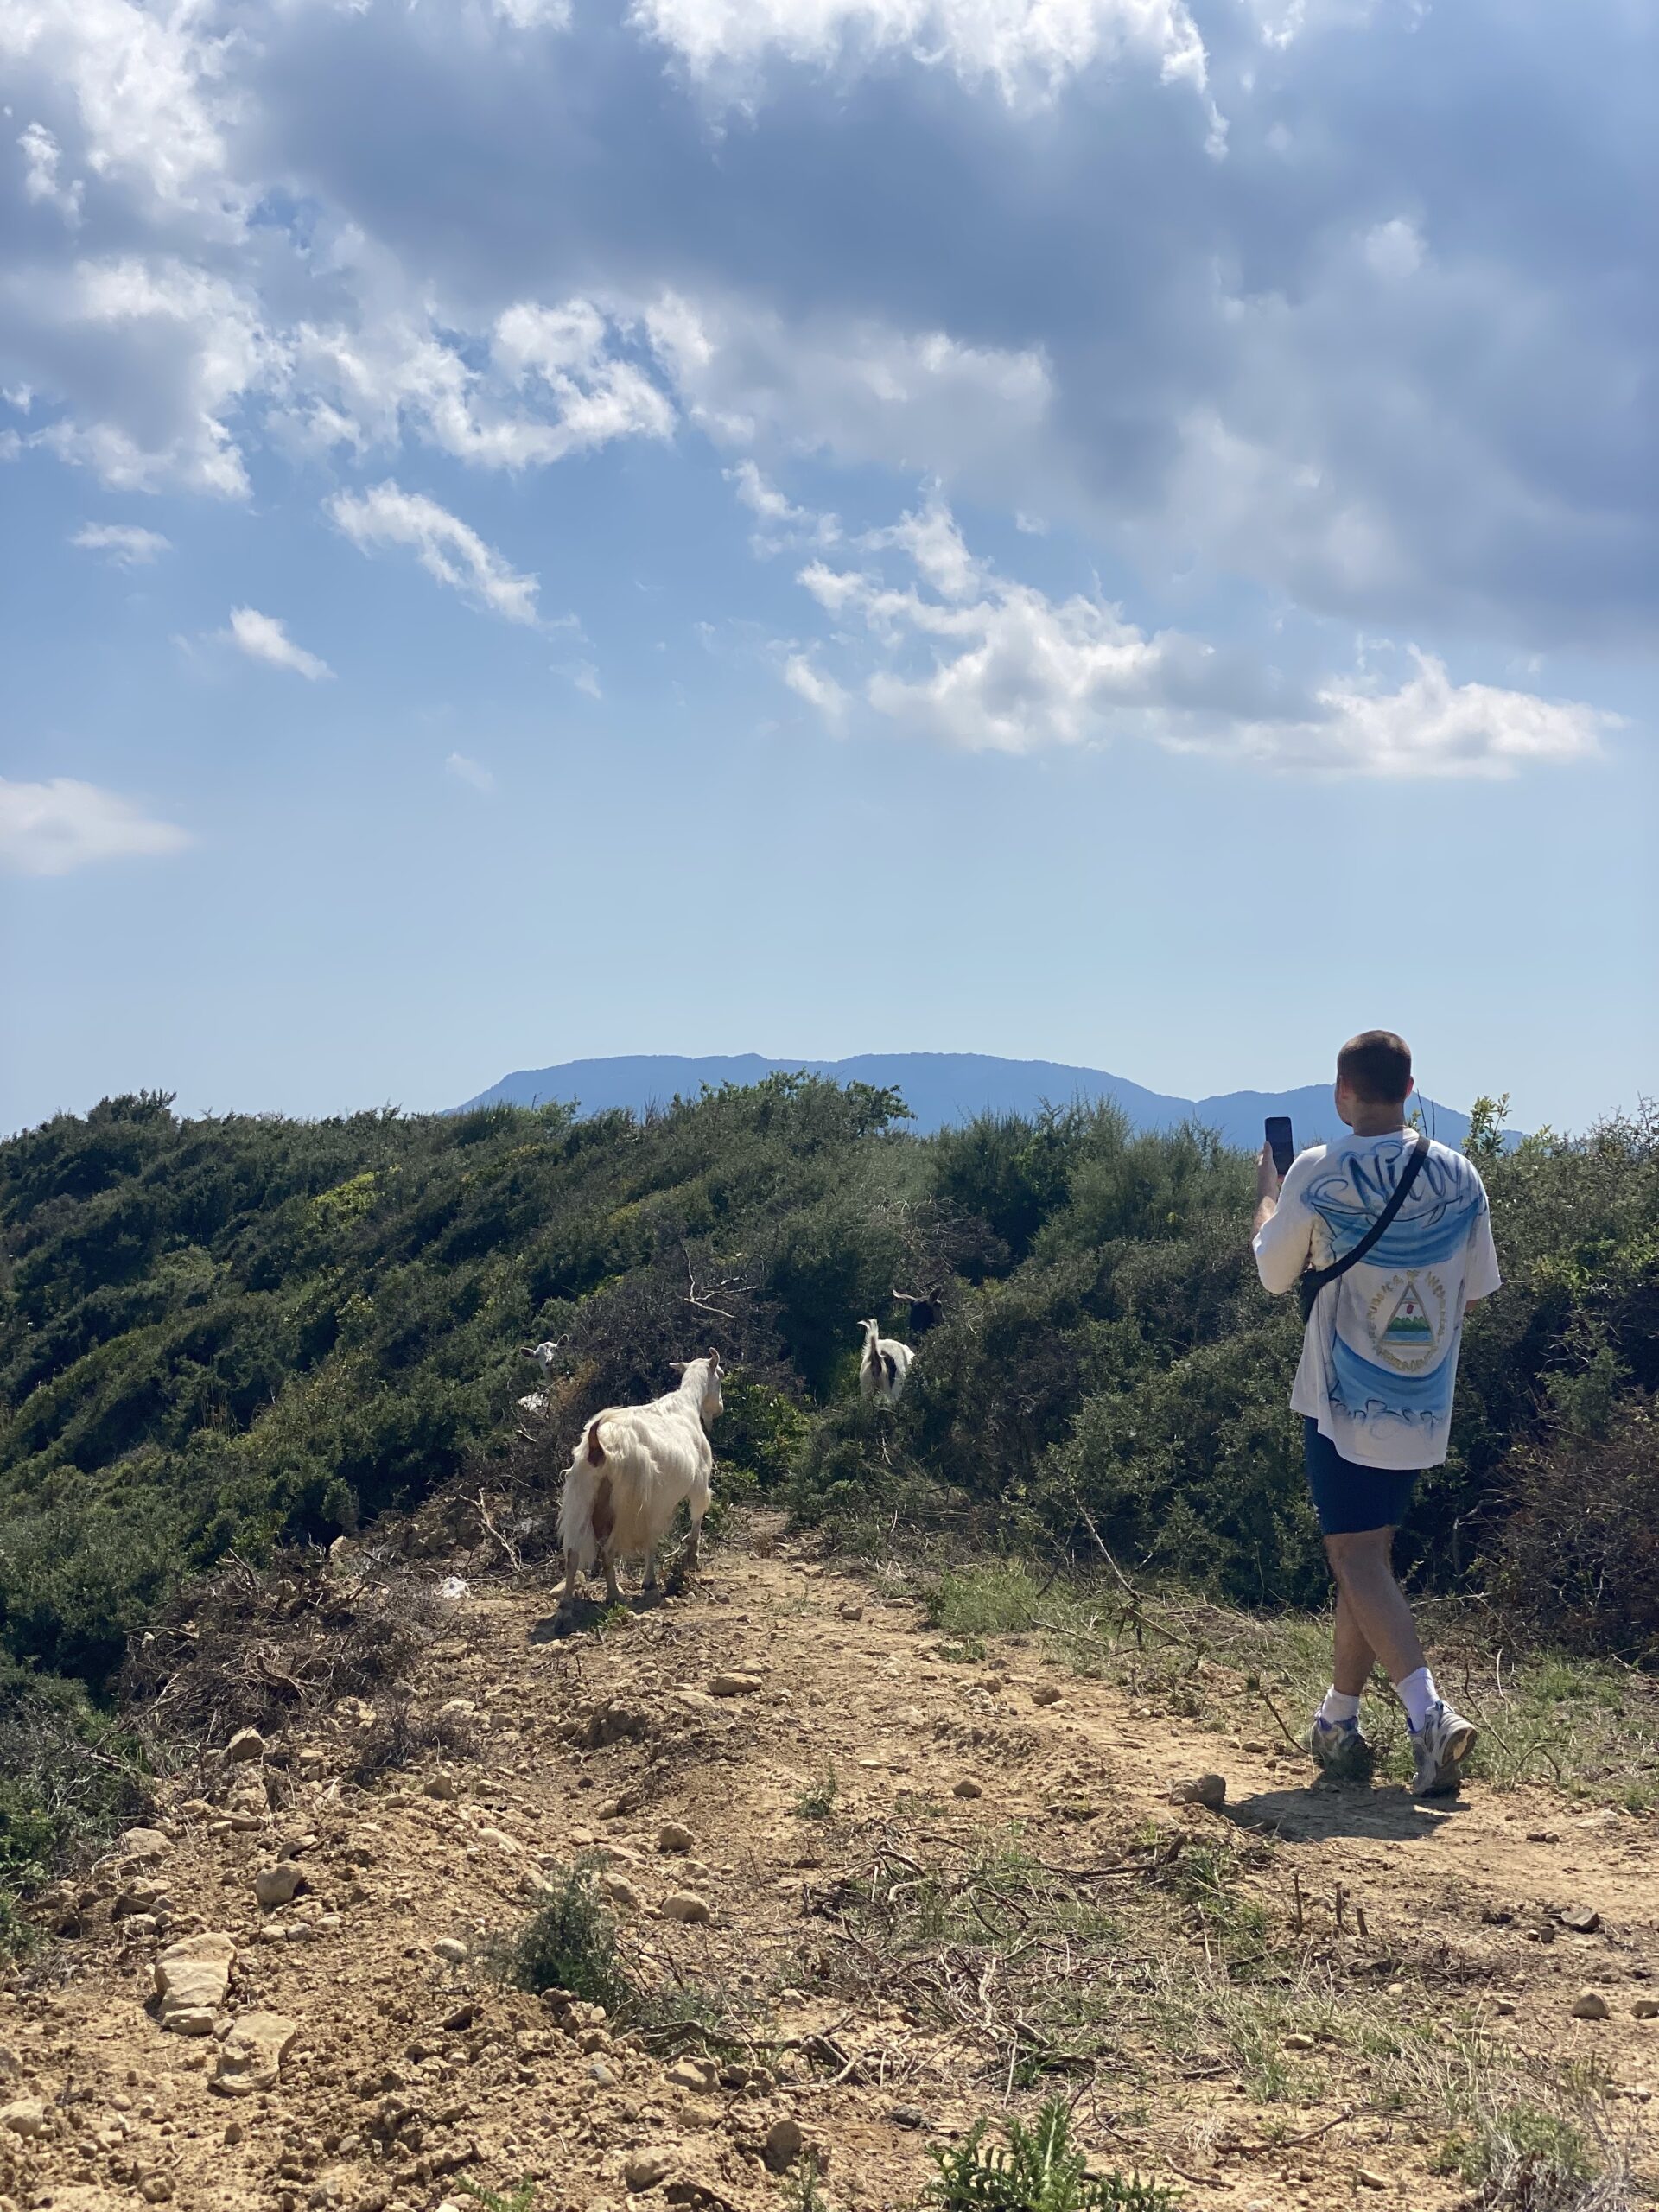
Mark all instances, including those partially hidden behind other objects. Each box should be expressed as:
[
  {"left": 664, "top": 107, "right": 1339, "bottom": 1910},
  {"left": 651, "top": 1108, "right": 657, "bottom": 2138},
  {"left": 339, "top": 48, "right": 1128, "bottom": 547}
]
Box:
[{"left": 3, "top": 1522, "right": 1656, "bottom": 2212}]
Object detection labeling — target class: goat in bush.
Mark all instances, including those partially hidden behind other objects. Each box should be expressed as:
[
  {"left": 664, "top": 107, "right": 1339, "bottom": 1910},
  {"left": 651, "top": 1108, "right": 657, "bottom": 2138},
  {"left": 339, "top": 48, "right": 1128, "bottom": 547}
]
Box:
[
  {"left": 518, "top": 1337, "right": 561, "bottom": 1413},
  {"left": 859, "top": 1318, "right": 913, "bottom": 1405},
  {"left": 557, "top": 1351, "right": 724, "bottom": 1606}
]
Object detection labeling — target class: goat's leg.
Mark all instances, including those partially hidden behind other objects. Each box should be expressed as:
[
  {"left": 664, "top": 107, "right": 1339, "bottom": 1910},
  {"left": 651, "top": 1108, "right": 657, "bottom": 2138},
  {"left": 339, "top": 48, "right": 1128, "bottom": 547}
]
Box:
[
  {"left": 561, "top": 1549, "right": 579, "bottom": 1607},
  {"left": 602, "top": 1550, "right": 621, "bottom": 1605},
  {"left": 642, "top": 1544, "right": 658, "bottom": 1592}
]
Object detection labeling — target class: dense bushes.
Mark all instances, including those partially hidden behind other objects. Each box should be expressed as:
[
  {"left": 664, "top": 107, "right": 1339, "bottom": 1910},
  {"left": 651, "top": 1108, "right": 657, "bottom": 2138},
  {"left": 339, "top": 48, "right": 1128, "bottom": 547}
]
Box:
[{"left": 3, "top": 1084, "right": 1656, "bottom": 1698}]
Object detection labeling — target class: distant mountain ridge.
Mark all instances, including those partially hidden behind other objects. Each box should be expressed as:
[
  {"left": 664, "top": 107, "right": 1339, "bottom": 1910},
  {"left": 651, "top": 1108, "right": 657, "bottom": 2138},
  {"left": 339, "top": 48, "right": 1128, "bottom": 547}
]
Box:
[{"left": 455, "top": 1052, "right": 1500, "bottom": 1153}]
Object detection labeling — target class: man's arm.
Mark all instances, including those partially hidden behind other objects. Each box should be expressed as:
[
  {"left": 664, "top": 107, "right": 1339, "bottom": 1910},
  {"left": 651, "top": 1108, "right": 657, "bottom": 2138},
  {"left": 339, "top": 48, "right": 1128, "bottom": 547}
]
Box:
[
  {"left": 1253, "top": 1141, "right": 1281, "bottom": 1239},
  {"left": 1251, "top": 1144, "right": 1316, "bottom": 1293}
]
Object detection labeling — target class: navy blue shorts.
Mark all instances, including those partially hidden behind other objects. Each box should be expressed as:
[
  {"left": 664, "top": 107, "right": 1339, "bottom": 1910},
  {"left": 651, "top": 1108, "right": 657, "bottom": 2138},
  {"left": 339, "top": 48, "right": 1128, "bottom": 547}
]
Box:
[{"left": 1303, "top": 1419, "right": 1419, "bottom": 1537}]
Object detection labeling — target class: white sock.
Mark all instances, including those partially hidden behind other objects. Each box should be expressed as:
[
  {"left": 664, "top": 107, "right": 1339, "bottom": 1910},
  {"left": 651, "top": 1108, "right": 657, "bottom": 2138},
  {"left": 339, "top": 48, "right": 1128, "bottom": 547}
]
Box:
[
  {"left": 1319, "top": 1688, "right": 1362, "bottom": 1726},
  {"left": 1396, "top": 1667, "right": 1439, "bottom": 1732}
]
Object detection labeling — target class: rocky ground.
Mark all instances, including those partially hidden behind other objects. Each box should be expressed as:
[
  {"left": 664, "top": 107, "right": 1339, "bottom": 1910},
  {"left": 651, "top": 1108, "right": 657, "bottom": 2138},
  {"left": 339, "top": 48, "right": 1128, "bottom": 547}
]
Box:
[{"left": 3, "top": 1517, "right": 1656, "bottom": 2212}]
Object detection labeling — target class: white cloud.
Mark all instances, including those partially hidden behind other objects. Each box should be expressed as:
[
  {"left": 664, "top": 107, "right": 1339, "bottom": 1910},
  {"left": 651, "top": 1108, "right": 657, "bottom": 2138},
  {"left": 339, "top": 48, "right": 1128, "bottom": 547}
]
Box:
[
  {"left": 18, "top": 121, "right": 82, "bottom": 223},
  {"left": 783, "top": 653, "right": 849, "bottom": 721},
  {"left": 493, "top": 0, "right": 572, "bottom": 24},
  {"left": 0, "top": 0, "right": 232, "bottom": 217},
  {"left": 645, "top": 290, "right": 1052, "bottom": 492},
  {"left": 71, "top": 521, "right": 169, "bottom": 563},
  {"left": 283, "top": 293, "right": 674, "bottom": 474},
  {"left": 13, "top": 256, "right": 270, "bottom": 496},
  {"left": 445, "top": 751, "right": 497, "bottom": 793},
  {"left": 725, "top": 459, "right": 840, "bottom": 553},
  {"left": 863, "top": 491, "right": 982, "bottom": 600},
  {"left": 630, "top": 0, "right": 1215, "bottom": 113},
  {"left": 558, "top": 660, "right": 603, "bottom": 700},
  {"left": 223, "top": 606, "right": 333, "bottom": 681},
  {"left": 328, "top": 480, "right": 542, "bottom": 626},
  {"left": 1363, "top": 216, "right": 1424, "bottom": 281},
  {"left": 782, "top": 493, "right": 1613, "bottom": 775},
  {"left": 0, "top": 775, "right": 189, "bottom": 876},
  {"left": 1302, "top": 652, "right": 1611, "bottom": 779}
]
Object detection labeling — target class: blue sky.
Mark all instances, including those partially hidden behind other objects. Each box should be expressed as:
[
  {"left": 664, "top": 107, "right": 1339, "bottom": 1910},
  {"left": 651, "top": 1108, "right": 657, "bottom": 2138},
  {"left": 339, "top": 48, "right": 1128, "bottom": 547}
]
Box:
[{"left": 2, "top": 0, "right": 1654, "bottom": 1135}]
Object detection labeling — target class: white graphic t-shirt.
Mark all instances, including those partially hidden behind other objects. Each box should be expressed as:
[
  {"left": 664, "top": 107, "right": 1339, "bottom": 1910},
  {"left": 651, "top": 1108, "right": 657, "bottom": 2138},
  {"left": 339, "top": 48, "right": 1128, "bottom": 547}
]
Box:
[{"left": 1253, "top": 1131, "right": 1501, "bottom": 1471}]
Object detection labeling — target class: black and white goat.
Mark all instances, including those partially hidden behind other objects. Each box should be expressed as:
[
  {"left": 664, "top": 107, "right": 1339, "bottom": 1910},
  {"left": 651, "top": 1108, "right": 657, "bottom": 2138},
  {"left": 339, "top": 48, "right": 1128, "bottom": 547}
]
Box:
[
  {"left": 557, "top": 1351, "right": 723, "bottom": 1606},
  {"left": 858, "top": 1318, "right": 913, "bottom": 1405}
]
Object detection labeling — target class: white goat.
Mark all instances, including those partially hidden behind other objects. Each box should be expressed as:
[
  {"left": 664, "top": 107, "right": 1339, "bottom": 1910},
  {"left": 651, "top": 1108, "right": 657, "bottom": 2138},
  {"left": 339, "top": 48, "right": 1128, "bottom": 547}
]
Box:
[
  {"left": 518, "top": 1338, "right": 561, "bottom": 1414},
  {"left": 858, "top": 1318, "right": 913, "bottom": 1405},
  {"left": 557, "top": 1351, "right": 723, "bottom": 1606}
]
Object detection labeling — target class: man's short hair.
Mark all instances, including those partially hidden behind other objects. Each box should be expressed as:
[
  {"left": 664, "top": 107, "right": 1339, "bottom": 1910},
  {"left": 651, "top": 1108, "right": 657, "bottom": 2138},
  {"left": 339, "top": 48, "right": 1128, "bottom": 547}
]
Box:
[{"left": 1338, "top": 1030, "right": 1413, "bottom": 1104}]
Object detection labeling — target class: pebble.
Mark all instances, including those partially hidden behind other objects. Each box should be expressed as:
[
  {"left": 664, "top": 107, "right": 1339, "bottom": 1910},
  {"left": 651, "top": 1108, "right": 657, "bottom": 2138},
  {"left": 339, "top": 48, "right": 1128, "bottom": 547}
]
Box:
[
  {"left": 212, "top": 2010, "right": 298, "bottom": 2096},
  {"left": 423, "top": 1775, "right": 458, "bottom": 1801},
  {"left": 1571, "top": 1990, "right": 1612, "bottom": 2019},
  {"left": 589, "top": 2061, "right": 617, "bottom": 2087},
  {"left": 1357, "top": 2172, "right": 1388, "bottom": 2192},
  {"left": 153, "top": 1930, "right": 235, "bottom": 2034},
  {"left": 657, "top": 1822, "right": 695, "bottom": 1855},
  {"left": 1171, "top": 1774, "right": 1227, "bottom": 1809},
  {"left": 763, "top": 2116, "right": 804, "bottom": 2172},
  {"left": 1558, "top": 1905, "right": 1602, "bottom": 1934},
  {"left": 661, "top": 1892, "right": 711, "bottom": 1925},
  {"left": 1030, "top": 1684, "right": 1062, "bottom": 1707},
  {"left": 665, "top": 2057, "right": 718, "bottom": 2092},
  {"left": 225, "top": 1726, "right": 266, "bottom": 1763},
  {"left": 952, "top": 1778, "right": 982, "bottom": 1800},
  {"left": 888, "top": 2105, "right": 927, "bottom": 2129},
  {"left": 1282, "top": 2033, "right": 1317, "bottom": 2051},
  {"left": 0, "top": 2099, "right": 47, "bottom": 2139},
  {"left": 601, "top": 1874, "right": 644, "bottom": 1913},
  {"left": 1632, "top": 1998, "right": 1659, "bottom": 2020},
  {"left": 116, "top": 1827, "right": 172, "bottom": 1861},
  {"left": 708, "top": 1672, "right": 763, "bottom": 1697},
  {"left": 434, "top": 1938, "right": 468, "bottom": 1965},
  {"left": 623, "top": 2151, "right": 671, "bottom": 2189},
  {"left": 254, "top": 1862, "right": 305, "bottom": 1909}
]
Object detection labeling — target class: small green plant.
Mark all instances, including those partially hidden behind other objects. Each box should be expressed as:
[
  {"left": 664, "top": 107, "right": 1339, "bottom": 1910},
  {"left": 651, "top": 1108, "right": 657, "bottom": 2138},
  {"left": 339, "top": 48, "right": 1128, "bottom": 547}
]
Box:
[
  {"left": 457, "top": 2179, "right": 538, "bottom": 2212},
  {"left": 1448, "top": 2101, "right": 1597, "bottom": 2209},
  {"left": 782, "top": 2158, "right": 831, "bottom": 2211},
  {"left": 793, "top": 1765, "right": 839, "bottom": 1818},
  {"left": 925, "top": 2097, "right": 1180, "bottom": 2211},
  {"left": 493, "top": 1860, "right": 629, "bottom": 2012}
]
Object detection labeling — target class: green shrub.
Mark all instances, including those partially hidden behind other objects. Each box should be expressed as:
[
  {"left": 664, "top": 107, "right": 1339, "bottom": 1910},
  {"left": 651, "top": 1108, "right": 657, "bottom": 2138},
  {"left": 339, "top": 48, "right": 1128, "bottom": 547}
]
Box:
[
  {"left": 925, "top": 2096, "right": 1179, "bottom": 2210},
  {"left": 0, "top": 1656, "right": 151, "bottom": 1950},
  {"left": 495, "top": 1861, "right": 629, "bottom": 2012}
]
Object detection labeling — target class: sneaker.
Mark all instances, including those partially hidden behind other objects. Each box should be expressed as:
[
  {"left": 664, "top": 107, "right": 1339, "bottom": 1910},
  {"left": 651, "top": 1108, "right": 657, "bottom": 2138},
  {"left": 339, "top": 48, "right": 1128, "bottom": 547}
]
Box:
[
  {"left": 1308, "top": 1713, "right": 1375, "bottom": 1783},
  {"left": 1410, "top": 1700, "right": 1478, "bottom": 1796}
]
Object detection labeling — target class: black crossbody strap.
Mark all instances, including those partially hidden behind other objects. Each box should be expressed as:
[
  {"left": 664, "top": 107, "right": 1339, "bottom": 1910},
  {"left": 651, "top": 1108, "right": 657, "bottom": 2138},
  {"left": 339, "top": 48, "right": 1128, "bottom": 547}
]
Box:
[{"left": 1300, "top": 1132, "right": 1429, "bottom": 1318}]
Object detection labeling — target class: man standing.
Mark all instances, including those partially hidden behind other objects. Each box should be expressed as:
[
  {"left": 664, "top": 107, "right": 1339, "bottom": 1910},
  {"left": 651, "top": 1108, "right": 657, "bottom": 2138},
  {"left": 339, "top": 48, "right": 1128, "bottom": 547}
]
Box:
[{"left": 1252, "top": 1030, "right": 1501, "bottom": 1796}]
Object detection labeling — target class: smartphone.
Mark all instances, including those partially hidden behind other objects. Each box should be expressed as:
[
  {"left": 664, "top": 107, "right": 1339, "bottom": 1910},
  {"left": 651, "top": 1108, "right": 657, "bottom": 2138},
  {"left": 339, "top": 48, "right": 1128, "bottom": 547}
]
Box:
[{"left": 1265, "top": 1116, "right": 1295, "bottom": 1179}]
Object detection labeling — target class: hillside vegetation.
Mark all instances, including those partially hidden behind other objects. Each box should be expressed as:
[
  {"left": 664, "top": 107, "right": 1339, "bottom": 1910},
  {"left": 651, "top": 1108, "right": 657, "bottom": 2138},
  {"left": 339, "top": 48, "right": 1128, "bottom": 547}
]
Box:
[{"left": 1, "top": 1076, "right": 1656, "bottom": 1929}]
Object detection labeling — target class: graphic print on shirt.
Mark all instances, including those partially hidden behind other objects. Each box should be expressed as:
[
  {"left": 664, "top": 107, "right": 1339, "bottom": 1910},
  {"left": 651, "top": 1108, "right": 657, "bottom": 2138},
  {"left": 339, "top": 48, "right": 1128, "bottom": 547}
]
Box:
[{"left": 1367, "top": 1269, "right": 1447, "bottom": 1373}]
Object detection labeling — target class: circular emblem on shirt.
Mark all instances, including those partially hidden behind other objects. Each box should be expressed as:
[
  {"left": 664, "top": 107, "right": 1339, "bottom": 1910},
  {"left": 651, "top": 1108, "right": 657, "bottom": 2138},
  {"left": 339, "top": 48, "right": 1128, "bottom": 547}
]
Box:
[{"left": 1365, "top": 1270, "right": 1447, "bottom": 1372}]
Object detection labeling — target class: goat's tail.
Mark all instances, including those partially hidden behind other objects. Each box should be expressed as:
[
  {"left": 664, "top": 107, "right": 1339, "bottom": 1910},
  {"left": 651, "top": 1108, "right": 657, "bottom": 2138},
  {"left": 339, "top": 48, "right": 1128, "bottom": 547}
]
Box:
[{"left": 583, "top": 1414, "right": 607, "bottom": 1467}]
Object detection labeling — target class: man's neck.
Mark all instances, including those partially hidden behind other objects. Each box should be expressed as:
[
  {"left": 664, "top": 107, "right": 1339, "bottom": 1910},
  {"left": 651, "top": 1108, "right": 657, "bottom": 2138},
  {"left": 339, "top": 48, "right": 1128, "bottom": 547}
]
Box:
[{"left": 1349, "top": 1108, "right": 1409, "bottom": 1138}]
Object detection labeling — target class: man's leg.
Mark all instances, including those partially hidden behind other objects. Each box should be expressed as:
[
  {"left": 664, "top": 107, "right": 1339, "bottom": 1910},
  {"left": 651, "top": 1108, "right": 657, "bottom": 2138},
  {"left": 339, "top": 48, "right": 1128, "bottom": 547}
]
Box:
[
  {"left": 1325, "top": 1528, "right": 1476, "bottom": 1793},
  {"left": 1330, "top": 1586, "right": 1380, "bottom": 1701},
  {"left": 1324, "top": 1529, "right": 1425, "bottom": 1688}
]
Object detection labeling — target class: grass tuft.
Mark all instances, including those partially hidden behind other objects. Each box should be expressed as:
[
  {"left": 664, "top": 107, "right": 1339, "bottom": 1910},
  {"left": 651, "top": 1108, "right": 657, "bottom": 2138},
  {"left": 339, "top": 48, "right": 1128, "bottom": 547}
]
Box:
[{"left": 925, "top": 2095, "right": 1180, "bottom": 2210}]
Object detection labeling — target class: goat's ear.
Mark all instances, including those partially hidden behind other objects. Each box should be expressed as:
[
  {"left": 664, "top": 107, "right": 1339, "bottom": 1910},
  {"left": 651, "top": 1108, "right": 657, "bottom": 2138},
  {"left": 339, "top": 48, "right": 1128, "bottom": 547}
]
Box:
[
  {"left": 709, "top": 1346, "right": 721, "bottom": 1368},
  {"left": 670, "top": 1360, "right": 688, "bottom": 1375}
]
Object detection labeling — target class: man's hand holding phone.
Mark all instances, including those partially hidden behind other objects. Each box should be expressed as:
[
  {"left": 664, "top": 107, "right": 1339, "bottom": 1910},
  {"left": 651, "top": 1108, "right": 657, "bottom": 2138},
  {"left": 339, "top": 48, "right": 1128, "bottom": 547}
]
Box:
[{"left": 1255, "top": 1115, "right": 1293, "bottom": 1224}]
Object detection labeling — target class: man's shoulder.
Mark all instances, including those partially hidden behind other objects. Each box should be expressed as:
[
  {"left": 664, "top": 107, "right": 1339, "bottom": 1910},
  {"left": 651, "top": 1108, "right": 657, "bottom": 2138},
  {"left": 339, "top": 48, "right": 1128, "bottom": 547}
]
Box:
[{"left": 1424, "top": 1137, "right": 1486, "bottom": 1196}]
